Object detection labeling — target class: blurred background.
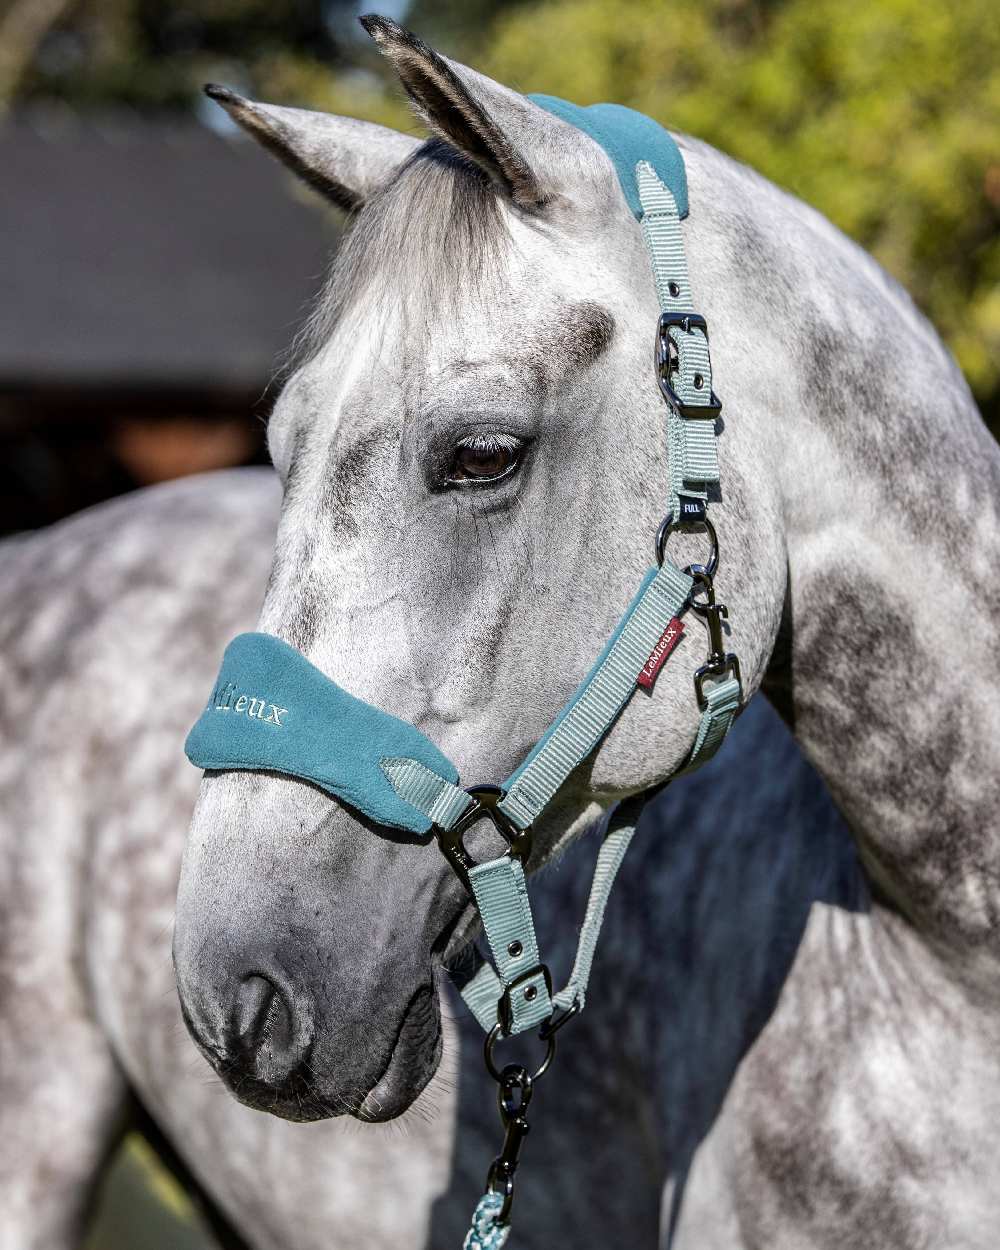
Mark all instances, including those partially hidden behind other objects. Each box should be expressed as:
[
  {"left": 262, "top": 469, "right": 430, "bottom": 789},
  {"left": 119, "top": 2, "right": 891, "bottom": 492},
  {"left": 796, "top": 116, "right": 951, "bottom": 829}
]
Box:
[
  {"left": 0, "top": 0, "right": 996, "bottom": 1243},
  {"left": 1, "top": 0, "right": 998, "bottom": 541}
]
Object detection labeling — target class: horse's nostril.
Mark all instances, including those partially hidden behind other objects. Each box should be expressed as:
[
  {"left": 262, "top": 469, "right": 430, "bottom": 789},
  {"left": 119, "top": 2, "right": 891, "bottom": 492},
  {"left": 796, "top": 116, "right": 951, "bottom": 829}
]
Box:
[{"left": 233, "top": 973, "right": 298, "bottom": 1074}]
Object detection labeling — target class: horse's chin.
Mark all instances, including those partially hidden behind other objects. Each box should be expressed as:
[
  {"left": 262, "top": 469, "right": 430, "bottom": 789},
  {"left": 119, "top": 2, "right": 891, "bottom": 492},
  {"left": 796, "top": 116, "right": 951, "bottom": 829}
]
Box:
[{"left": 357, "top": 983, "right": 444, "bottom": 1122}]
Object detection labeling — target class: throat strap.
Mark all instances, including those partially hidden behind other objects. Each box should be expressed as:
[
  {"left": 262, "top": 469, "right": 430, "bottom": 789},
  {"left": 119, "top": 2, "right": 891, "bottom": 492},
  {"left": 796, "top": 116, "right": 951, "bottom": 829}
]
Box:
[{"left": 459, "top": 795, "right": 645, "bottom": 1032}]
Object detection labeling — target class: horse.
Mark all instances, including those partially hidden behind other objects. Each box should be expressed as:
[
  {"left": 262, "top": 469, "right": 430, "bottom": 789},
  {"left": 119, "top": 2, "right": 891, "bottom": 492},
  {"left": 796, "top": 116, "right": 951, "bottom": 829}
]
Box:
[
  {"left": 0, "top": 468, "right": 853, "bottom": 1248},
  {"left": 170, "top": 15, "right": 1000, "bottom": 1247}
]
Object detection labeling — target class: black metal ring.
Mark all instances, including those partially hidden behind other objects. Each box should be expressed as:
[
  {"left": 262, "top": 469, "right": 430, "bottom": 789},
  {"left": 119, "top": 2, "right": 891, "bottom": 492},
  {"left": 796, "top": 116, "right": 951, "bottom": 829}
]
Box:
[
  {"left": 655, "top": 514, "right": 718, "bottom": 579},
  {"left": 435, "top": 786, "right": 533, "bottom": 892},
  {"left": 484, "top": 1023, "right": 557, "bottom": 1084}
]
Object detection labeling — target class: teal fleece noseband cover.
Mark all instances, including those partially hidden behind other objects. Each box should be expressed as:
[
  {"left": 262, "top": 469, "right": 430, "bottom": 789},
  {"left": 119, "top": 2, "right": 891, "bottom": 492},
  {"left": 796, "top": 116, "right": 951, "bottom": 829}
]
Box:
[{"left": 185, "top": 632, "right": 458, "bottom": 836}]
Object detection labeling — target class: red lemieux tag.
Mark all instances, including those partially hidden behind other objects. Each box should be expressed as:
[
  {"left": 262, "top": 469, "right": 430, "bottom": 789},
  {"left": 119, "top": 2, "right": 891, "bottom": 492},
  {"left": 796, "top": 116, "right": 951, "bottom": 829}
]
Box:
[{"left": 636, "top": 618, "right": 685, "bottom": 691}]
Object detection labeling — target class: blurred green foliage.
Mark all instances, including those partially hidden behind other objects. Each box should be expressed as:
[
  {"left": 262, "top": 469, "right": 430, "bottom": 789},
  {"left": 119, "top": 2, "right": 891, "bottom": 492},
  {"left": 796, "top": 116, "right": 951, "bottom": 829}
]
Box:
[
  {"left": 4, "top": 0, "right": 997, "bottom": 426},
  {"left": 480, "top": 0, "right": 1000, "bottom": 427},
  {"left": 1, "top": 0, "right": 353, "bottom": 110},
  {"left": 86, "top": 1134, "right": 214, "bottom": 1250}
]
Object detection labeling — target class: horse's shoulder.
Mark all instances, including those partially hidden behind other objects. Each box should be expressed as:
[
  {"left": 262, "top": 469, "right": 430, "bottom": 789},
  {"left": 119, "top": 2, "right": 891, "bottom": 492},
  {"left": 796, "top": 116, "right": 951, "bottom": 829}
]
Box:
[
  {"left": 3, "top": 468, "right": 276, "bottom": 646},
  {"left": 0, "top": 468, "right": 279, "bottom": 741}
]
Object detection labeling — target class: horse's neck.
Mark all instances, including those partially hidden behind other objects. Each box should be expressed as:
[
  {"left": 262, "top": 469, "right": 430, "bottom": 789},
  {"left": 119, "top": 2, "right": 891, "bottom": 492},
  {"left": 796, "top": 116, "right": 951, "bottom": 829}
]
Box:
[
  {"left": 686, "top": 138, "right": 1000, "bottom": 973},
  {"left": 777, "top": 427, "right": 1000, "bottom": 960}
]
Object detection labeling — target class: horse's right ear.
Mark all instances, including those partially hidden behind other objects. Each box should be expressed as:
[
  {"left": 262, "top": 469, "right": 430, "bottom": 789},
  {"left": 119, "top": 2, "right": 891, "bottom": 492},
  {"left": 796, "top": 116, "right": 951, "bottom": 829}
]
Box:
[
  {"left": 204, "top": 85, "right": 420, "bottom": 213},
  {"left": 359, "top": 15, "right": 548, "bottom": 210}
]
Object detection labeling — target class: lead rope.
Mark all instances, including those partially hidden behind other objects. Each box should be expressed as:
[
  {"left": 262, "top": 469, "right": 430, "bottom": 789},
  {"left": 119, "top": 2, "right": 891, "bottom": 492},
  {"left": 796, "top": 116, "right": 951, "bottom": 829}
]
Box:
[{"left": 446, "top": 162, "right": 742, "bottom": 1248}]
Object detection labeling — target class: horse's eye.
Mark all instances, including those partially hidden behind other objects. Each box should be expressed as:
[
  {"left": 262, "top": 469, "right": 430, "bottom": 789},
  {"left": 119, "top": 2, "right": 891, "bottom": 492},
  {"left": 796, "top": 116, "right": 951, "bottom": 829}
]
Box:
[{"left": 447, "top": 436, "right": 522, "bottom": 485}]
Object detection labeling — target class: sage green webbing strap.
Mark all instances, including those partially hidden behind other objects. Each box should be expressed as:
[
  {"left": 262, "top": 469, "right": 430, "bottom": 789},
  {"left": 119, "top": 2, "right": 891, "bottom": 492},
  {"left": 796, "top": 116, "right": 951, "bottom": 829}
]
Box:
[
  {"left": 550, "top": 794, "right": 645, "bottom": 1012},
  {"left": 637, "top": 160, "right": 720, "bottom": 519},
  {"left": 380, "top": 757, "right": 474, "bottom": 831},
  {"left": 461, "top": 959, "right": 507, "bottom": 1034},
  {"left": 681, "top": 675, "right": 741, "bottom": 773},
  {"left": 468, "top": 856, "right": 553, "bottom": 1033},
  {"left": 498, "top": 558, "right": 693, "bottom": 829},
  {"left": 460, "top": 796, "right": 645, "bottom": 1029}
]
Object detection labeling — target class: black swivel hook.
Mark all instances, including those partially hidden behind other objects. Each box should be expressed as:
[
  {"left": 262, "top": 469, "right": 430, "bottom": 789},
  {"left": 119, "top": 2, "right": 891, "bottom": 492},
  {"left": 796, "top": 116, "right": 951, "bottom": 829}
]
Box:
[
  {"left": 485, "top": 1064, "right": 534, "bottom": 1225},
  {"left": 689, "top": 570, "right": 742, "bottom": 707}
]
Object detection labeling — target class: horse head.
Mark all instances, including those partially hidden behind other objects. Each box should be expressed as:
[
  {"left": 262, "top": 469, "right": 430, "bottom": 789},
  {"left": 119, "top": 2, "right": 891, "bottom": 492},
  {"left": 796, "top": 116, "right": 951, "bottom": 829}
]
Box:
[{"left": 173, "top": 16, "right": 786, "bottom": 1122}]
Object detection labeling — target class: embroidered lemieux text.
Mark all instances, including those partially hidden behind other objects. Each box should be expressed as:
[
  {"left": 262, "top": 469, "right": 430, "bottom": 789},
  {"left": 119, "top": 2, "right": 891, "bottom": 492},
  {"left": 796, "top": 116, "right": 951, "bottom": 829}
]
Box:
[{"left": 209, "top": 681, "right": 288, "bottom": 726}]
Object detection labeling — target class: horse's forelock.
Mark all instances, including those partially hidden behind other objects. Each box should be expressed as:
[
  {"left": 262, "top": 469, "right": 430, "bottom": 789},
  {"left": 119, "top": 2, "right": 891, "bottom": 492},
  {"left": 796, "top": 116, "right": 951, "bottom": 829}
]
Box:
[{"left": 286, "top": 137, "right": 508, "bottom": 373}]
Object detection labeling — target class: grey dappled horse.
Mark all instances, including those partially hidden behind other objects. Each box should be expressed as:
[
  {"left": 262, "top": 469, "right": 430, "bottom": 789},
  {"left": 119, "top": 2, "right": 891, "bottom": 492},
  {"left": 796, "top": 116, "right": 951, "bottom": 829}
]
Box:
[
  {"left": 172, "top": 17, "right": 1000, "bottom": 1250},
  {"left": 0, "top": 470, "right": 851, "bottom": 1249}
]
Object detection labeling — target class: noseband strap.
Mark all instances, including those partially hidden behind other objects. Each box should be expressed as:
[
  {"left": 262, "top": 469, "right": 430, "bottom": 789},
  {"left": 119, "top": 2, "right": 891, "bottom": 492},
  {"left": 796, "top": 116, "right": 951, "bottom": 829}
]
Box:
[{"left": 184, "top": 95, "right": 744, "bottom": 1244}]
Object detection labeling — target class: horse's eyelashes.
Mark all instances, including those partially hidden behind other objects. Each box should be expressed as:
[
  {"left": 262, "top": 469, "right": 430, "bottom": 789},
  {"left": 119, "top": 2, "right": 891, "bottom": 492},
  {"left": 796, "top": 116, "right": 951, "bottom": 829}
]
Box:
[{"left": 445, "top": 432, "right": 526, "bottom": 487}]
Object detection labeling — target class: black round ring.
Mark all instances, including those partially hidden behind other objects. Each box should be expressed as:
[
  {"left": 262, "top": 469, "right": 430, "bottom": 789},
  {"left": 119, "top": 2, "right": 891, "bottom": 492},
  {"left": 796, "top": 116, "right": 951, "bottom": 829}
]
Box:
[
  {"left": 484, "top": 1023, "right": 557, "bottom": 1084},
  {"left": 655, "top": 513, "right": 719, "bottom": 580}
]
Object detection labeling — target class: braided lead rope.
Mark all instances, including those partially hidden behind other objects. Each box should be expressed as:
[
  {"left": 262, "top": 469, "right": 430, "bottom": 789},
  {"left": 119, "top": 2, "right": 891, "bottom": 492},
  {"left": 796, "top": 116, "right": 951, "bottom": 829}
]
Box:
[{"left": 463, "top": 1192, "right": 510, "bottom": 1250}]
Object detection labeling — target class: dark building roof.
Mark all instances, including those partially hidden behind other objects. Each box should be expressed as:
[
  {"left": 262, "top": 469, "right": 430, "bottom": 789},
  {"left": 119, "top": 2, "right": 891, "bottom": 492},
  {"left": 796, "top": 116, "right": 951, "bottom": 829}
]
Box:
[{"left": 0, "top": 110, "right": 338, "bottom": 398}]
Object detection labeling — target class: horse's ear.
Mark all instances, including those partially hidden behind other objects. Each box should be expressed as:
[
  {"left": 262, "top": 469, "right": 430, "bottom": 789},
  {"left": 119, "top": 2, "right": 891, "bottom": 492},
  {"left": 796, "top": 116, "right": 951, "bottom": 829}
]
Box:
[
  {"left": 360, "top": 15, "right": 549, "bottom": 210},
  {"left": 203, "top": 84, "right": 420, "bottom": 213}
]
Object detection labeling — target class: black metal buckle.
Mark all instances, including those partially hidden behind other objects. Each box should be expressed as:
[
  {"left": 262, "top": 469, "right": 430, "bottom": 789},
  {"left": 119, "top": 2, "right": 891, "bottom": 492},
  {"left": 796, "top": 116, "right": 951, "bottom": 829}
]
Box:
[
  {"left": 655, "top": 311, "right": 722, "bottom": 420},
  {"left": 497, "top": 963, "right": 553, "bottom": 1036},
  {"left": 435, "top": 785, "right": 533, "bottom": 892}
]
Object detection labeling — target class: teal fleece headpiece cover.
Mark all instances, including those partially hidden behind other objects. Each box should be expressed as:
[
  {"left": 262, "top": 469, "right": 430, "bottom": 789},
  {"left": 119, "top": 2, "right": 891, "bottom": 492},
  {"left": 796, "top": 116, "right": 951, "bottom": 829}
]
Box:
[
  {"left": 529, "top": 95, "right": 688, "bottom": 220},
  {"left": 185, "top": 633, "right": 458, "bottom": 836}
]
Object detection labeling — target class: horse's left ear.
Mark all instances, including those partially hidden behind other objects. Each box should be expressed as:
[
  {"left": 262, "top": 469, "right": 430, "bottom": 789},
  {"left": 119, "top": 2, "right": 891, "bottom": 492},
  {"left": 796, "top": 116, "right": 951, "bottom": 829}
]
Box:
[
  {"left": 360, "top": 14, "right": 560, "bottom": 210},
  {"left": 204, "top": 84, "right": 421, "bottom": 213}
]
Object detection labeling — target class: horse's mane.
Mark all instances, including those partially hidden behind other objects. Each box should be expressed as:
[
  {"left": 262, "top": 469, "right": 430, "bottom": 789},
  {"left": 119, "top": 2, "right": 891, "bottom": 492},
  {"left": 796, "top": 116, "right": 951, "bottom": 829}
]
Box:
[{"left": 288, "top": 138, "right": 507, "bottom": 372}]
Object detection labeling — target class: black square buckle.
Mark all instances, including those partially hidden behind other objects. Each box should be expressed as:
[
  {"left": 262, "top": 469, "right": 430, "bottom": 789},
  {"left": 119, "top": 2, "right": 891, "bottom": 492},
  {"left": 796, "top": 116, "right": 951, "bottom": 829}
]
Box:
[
  {"left": 434, "top": 786, "right": 533, "bottom": 893},
  {"left": 655, "top": 312, "right": 722, "bottom": 420},
  {"left": 498, "top": 963, "right": 552, "bottom": 1035}
]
